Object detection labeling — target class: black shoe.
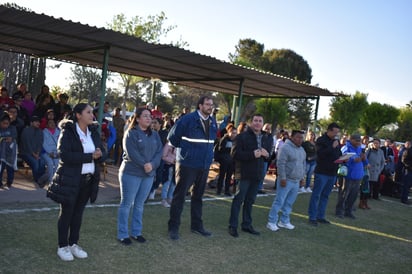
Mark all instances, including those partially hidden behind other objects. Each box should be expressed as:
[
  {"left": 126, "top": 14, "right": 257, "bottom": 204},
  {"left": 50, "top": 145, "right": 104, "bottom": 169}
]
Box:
[
  {"left": 130, "top": 235, "right": 146, "bottom": 243},
  {"left": 224, "top": 192, "right": 232, "bottom": 197},
  {"left": 191, "top": 228, "right": 212, "bottom": 237},
  {"left": 118, "top": 238, "right": 132, "bottom": 245},
  {"left": 344, "top": 213, "right": 356, "bottom": 219},
  {"left": 241, "top": 226, "right": 260, "bottom": 235},
  {"left": 317, "top": 218, "right": 331, "bottom": 224},
  {"left": 169, "top": 230, "right": 179, "bottom": 240},
  {"left": 228, "top": 226, "right": 239, "bottom": 237},
  {"left": 257, "top": 190, "right": 266, "bottom": 194},
  {"left": 308, "top": 220, "right": 318, "bottom": 226},
  {"left": 401, "top": 200, "right": 411, "bottom": 205}
]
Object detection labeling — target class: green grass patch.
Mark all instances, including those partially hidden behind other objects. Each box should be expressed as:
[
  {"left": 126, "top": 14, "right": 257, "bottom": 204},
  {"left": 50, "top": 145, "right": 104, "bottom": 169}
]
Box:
[{"left": 1, "top": 193, "right": 411, "bottom": 273}]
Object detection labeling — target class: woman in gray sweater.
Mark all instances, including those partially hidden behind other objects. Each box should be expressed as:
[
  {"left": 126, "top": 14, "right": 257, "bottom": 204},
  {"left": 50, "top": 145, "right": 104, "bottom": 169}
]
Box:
[{"left": 117, "top": 108, "right": 163, "bottom": 245}]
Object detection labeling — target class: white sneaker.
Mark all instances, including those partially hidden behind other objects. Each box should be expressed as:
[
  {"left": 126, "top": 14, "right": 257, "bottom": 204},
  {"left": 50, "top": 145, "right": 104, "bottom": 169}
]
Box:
[
  {"left": 148, "top": 190, "right": 155, "bottom": 200},
  {"left": 69, "top": 244, "right": 88, "bottom": 259},
  {"left": 57, "top": 246, "right": 74, "bottom": 261},
  {"left": 305, "top": 187, "right": 312, "bottom": 193},
  {"left": 298, "top": 186, "right": 305, "bottom": 193},
  {"left": 278, "top": 222, "right": 295, "bottom": 230},
  {"left": 266, "top": 222, "right": 279, "bottom": 232},
  {"left": 161, "top": 199, "right": 170, "bottom": 208}
]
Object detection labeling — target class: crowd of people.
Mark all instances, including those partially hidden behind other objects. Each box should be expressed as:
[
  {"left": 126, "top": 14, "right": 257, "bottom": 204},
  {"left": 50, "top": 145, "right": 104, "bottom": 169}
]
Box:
[
  {"left": 1, "top": 86, "right": 410, "bottom": 261},
  {"left": 0, "top": 83, "right": 72, "bottom": 189}
]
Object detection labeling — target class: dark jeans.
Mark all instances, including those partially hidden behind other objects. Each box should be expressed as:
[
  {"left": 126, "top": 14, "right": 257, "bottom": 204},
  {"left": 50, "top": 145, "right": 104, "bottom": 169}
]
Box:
[
  {"left": 370, "top": 180, "right": 380, "bottom": 199},
  {"left": 151, "top": 160, "right": 165, "bottom": 192},
  {"left": 57, "top": 175, "right": 93, "bottom": 247},
  {"left": 229, "top": 178, "right": 259, "bottom": 229},
  {"left": 168, "top": 164, "right": 209, "bottom": 232},
  {"left": 113, "top": 139, "right": 123, "bottom": 166},
  {"left": 217, "top": 158, "right": 234, "bottom": 194},
  {"left": 0, "top": 161, "right": 15, "bottom": 186},
  {"left": 335, "top": 178, "right": 361, "bottom": 216},
  {"left": 20, "top": 154, "right": 45, "bottom": 182},
  {"left": 401, "top": 170, "right": 412, "bottom": 203}
]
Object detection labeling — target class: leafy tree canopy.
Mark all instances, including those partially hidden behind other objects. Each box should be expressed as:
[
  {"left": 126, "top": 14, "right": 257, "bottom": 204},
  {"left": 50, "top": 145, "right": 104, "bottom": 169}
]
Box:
[
  {"left": 359, "top": 102, "right": 399, "bottom": 136},
  {"left": 329, "top": 91, "right": 368, "bottom": 134}
]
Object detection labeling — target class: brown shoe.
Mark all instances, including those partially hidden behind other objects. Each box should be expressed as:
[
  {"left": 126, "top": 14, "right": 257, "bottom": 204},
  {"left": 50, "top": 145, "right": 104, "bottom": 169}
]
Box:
[
  {"left": 364, "top": 199, "right": 371, "bottom": 209},
  {"left": 358, "top": 200, "right": 366, "bottom": 209}
]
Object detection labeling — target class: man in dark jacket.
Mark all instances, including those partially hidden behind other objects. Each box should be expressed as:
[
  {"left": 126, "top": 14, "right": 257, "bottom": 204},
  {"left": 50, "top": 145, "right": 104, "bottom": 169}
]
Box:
[
  {"left": 308, "top": 122, "right": 342, "bottom": 226},
  {"left": 167, "top": 95, "right": 218, "bottom": 240},
  {"left": 400, "top": 144, "right": 412, "bottom": 204},
  {"left": 228, "top": 114, "right": 272, "bottom": 237}
]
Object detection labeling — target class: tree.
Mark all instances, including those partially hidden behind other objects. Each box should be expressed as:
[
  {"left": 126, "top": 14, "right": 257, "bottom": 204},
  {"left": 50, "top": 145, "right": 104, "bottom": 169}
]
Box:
[
  {"left": 229, "top": 39, "right": 314, "bottom": 128},
  {"left": 68, "top": 65, "right": 104, "bottom": 104},
  {"left": 255, "top": 97, "right": 289, "bottom": 131},
  {"left": 287, "top": 98, "right": 314, "bottom": 130},
  {"left": 329, "top": 91, "right": 369, "bottom": 134},
  {"left": 395, "top": 107, "right": 412, "bottom": 142},
  {"left": 228, "top": 38, "right": 264, "bottom": 68},
  {"left": 106, "top": 12, "right": 188, "bottom": 110},
  {"left": 262, "top": 49, "right": 312, "bottom": 83},
  {"left": 359, "top": 102, "right": 399, "bottom": 136}
]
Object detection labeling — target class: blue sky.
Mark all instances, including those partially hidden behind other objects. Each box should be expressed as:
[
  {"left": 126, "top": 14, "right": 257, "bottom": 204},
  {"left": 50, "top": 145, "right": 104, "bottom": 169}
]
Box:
[{"left": 5, "top": 0, "right": 411, "bottom": 118}]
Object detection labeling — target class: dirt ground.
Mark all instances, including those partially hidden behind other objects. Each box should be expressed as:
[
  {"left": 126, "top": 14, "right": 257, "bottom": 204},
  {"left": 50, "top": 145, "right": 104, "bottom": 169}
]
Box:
[{"left": 0, "top": 162, "right": 277, "bottom": 207}]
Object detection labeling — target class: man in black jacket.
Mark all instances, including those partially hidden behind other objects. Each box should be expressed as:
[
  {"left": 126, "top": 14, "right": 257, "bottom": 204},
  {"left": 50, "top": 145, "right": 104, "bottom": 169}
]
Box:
[
  {"left": 228, "top": 114, "right": 272, "bottom": 237},
  {"left": 308, "top": 122, "right": 342, "bottom": 226},
  {"left": 400, "top": 144, "right": 412, "bottom": 204}
]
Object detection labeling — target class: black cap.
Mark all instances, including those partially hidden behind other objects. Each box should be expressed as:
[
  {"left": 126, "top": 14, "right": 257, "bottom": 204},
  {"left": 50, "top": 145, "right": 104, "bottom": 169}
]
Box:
[{"left": 30, "top": 116, "right": 41, "bottom": 122}]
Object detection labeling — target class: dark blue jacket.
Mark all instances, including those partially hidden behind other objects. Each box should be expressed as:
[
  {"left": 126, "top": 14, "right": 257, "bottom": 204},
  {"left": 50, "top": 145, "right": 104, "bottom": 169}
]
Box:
[{"left": 168, "top": 110, "right": 217, "bottom": 169}]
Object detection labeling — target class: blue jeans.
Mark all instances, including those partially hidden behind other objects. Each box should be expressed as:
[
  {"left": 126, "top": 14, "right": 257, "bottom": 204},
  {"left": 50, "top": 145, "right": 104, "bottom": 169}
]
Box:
[
  {"left": 161, "top": 165, "right": 175, "bottom": 200},
  {"left": 41, "top": 153, "right": 59, "bottom": 183},
  {"left": 401, "top": 170, "right": 412, "bottom": 203},
  {"left": 0, "top": 161, "right": 15, "bottom": 186},
  {"left": 21, "top": 154, "right": 45, "bottom": 182},
  {"left": 268, "top": 179, "right": 299, "bottom": 224},
  {"left": 305, "top": 160, "right": 316, "bottom": 188},
  {"left": 229, "top": 178, "right": 259, "bottom": 229},
  {"left": 258, "top": 162, "right": 268, "bottom": 191},
  {"left": 117, "top": 172, "right": 154, "bottom": 239},
  {"left": 308, "top": 173, "right": 336, "bottom": 220}
]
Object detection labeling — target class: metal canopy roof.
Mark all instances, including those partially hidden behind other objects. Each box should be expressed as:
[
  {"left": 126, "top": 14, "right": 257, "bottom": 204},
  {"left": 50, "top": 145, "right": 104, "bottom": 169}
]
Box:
[{"left": 0, "top": 6, "right": 333, "bottom": 98}]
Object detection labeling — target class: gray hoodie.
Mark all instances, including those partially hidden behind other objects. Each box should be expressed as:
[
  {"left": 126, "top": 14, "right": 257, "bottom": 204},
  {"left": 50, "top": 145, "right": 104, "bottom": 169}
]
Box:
[{"left": 276, "top": 139, "right": 306, "bottom": 182}]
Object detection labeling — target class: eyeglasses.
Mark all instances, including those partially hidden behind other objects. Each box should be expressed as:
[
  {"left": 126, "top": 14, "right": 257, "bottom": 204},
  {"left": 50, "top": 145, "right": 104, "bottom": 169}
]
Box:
[{"left": 203, "top": 103, "right": 214, "bottom": 107}]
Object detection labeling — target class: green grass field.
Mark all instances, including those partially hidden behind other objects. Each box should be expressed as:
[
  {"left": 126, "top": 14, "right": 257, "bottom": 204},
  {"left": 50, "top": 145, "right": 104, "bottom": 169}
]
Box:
[{"left": 1, "top": 193, "right": 411, "bottom": 273}]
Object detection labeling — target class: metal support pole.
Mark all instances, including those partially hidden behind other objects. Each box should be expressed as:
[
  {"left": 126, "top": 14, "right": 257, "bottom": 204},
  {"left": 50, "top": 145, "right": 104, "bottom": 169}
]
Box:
[
  {"left": 235, "top": 78, "right": 244, "bottom": 126},
  {"left": 313, "top": 96, "right": 320, "bottom": 132},
  {"left": 231, "top": 95, "right": 237, "bottom": 125},
  {"left": 150, "top": 80, "right": 156, "bottom": 103},
  {"left": 97, "top": 46, "right": 110, "bottom": 134}
]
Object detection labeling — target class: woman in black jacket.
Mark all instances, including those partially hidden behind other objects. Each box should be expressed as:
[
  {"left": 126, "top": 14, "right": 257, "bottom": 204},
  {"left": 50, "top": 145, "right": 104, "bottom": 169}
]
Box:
[{"left": 47, "top": 103, "right": 106, "bottom": 261}]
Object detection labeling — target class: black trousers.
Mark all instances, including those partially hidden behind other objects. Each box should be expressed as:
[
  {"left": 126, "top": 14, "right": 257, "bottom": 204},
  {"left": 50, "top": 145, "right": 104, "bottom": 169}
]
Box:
[
  {"left": 168, "top": 164, "right": 209, "bottom": 232},
  {"left": 335, "top": 179, "right": 360, "bottom": 216},
  {"left": 217, "top": 158, "right": 234, "bottom": 194},
  {"left": 229, "top": 178, "right": 259, "bottom": 229},
  {"left": 57, "top": 174, "right": 93, "bottom": 247}
]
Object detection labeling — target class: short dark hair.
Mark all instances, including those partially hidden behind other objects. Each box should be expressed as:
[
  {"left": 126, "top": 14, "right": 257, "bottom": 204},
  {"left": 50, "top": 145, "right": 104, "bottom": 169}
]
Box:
[
  {"left": 196, "top": 94, "right": 213, "bottom": 109},
  {"left": 291, "top": 130, "right": 304, "bottom": 137},
  {"left": 251, "top": 113, "right": 264, "bottom": 120},
  {"left": 327, "top": 122, "right": 340, "bottom": 131}
]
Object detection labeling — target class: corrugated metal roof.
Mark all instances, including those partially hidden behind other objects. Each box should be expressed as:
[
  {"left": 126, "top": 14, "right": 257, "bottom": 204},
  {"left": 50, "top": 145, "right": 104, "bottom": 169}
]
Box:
[{"left": 0, "top": 6, "right": 334, "bottom": 98}]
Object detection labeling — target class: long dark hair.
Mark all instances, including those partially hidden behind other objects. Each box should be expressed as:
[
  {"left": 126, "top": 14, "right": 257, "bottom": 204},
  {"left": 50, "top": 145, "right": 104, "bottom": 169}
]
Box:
[
  {"left": 128, "top": 107, "right": 152, "bottom": 135},
  {"left": 69, "top": 103, "right": 89, "bottom": 123}
]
